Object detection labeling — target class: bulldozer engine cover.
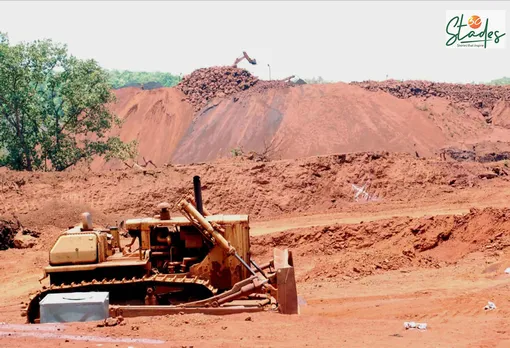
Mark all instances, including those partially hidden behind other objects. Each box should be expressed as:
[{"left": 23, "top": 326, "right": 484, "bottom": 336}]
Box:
[{"left": 49, "top": 233, "right": 98, "bottom": 266}]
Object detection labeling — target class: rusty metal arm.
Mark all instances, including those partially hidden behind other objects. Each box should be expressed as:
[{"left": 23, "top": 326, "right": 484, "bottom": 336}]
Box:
[
  {"left": 243, "top": 51, "right": 257, "bottom": 65},
  {"left": 233, "top": 52, "right": 257, "bottom": 67},
  {"left": 186, "top": 195, "right": 211, "bottom": 216},
  {"left": 281, "top": 75, "right": 295, "bottom": 82},
  {"left": 180, "top": 276, "right": 268, "bottom": 308},
  {"left": 178, "top": 199, "right": 257, "bottom": 277}
]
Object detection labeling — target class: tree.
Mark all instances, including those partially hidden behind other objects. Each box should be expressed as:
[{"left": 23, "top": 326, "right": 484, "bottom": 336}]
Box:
[
  {"left": 0, "top": 33, "right": 136, "bottom": 171},
  {"left": 108, "top": 70, "right": 182, "bottom": 89},
  {"left": 488, "top": 77, "right": 510, "bottom": 85},
  {"left": 303, "top": 76, "right": 331, "bottom": 84}
]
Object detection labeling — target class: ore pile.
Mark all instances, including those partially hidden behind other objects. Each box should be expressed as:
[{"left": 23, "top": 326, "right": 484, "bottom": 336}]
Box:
[
  {"left": 177, "top": 66, "right": 293, "bottom": 111},
  {"left": 177, "top": 66, "right": 259, "bottom": 111},
  {"left": 351, "top": 80, "right": 510, "bottom": 121}
]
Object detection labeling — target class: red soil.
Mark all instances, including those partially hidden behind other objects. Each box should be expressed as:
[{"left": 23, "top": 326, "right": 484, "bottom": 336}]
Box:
[
  {"left": 91, "top": 87, "right": 194, "bottom": 170},
  {"left": 94, "top": 79, "right": 510, "bottom": 168},
  {"left": 1, "top": 155, "right": 510, "bottom": 346}
]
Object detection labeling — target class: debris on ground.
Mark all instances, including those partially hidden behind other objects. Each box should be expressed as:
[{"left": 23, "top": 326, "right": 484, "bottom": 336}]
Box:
[
  {"left": 504, "top": 268, "right": 510, "bottom": 274},
  {"left": 97, "top": 316, "right": 125, "bottom": 327},
  {"left": 404, "top": 322, "right": 428, "bottom": 330},
  {"left": 484, "top": 301, "right": 497, "bottom": 311}
]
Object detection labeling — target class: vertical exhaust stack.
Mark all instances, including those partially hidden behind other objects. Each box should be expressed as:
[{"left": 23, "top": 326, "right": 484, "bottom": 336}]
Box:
[{"left": 193, "top": 176, "right": 204, "bottom": 215}]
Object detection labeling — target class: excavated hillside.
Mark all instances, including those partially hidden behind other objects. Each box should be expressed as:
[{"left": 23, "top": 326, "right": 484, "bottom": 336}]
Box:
[
  {"left": 351, "top": 80, "right": 510, "bottom": 121},
  {"left": 97, "top": 83, "right": 449, "bottom": 168},
  {"left": 90, "top": 67, "right": 510, "bottom": 169},
  {"left": 2, "top": 152, "right": 509, "bottom": 248},
  {"left": 172, "top": 82, "right": 450, "bottom": 163},
  {"left": 252, "top": 207, "right": 510, "bottom": 281}
]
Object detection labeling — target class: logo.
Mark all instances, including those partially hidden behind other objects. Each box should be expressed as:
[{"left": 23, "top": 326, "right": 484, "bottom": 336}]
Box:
[
  {"left": 445, "top": 11, "right": 506, "bottom": 49},
  {"left": 468, "top": 15, "right": 481, "bottom": 29}
]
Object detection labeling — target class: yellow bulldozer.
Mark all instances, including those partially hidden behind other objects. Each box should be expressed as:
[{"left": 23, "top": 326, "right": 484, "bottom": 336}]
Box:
[{"left": 24, "top": 176, "right": 298, "bottom": 323}]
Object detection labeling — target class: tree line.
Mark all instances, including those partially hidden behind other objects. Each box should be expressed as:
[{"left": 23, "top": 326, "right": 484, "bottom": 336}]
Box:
[
  {"left": 0, "top": 33, "right": 136, "bottom": 171},
  {"left": 108, "top": 70, "right": 181, "bottom": 89},
  {"left": 488, "top": 77, "right": 510, "bottom": 86}
]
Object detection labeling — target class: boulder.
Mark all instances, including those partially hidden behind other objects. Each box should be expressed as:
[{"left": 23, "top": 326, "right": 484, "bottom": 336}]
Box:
[{"left": 13, "top": 232, "right": 37, "bottom": 249}]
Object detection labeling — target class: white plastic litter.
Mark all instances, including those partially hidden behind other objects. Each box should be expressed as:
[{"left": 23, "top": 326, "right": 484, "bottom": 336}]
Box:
[
  {"left": 484, "top": 301, "right": 497, "bottom": 311},
  {"left": 404, "top": 321, "right": 427, "bottom": 330},
  {"left": 504, "top": 268, "right": 510, "bottom": 274}
]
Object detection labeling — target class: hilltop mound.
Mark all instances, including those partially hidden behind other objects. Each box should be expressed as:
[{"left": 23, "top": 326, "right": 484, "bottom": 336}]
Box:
[
  {"left": 92, "top": 68, "right": 510, "bottom": 169},
  {"left": 172, "top": 82, "right": 448, "bottom": 163}
]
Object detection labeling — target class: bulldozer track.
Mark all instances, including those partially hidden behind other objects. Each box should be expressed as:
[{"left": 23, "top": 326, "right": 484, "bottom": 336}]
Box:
[{"left": 23, "top": 273, "right": 218, "bottom": 324}]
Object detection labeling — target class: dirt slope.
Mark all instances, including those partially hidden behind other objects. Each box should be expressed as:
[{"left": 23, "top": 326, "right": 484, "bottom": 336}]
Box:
[
  {"left": 252, "top": 207, "right": 510, "bottom": 281},
  {"left": 89, "top": 77, "right": 510, "bottom": 168},
  {"left": 91, "top": 87, "right": 194, "bottom": 170},
  {"left": 1, "top": 153, "right": 508, "bottom": 248},
  {"left": 172, "top": 83, "right": 449, "bottom": 163}
]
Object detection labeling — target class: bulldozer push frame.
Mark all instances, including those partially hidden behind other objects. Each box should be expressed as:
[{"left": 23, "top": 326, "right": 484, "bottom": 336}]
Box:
[{"left": 23, "top": 176, "right": 298, "bottom": 323}]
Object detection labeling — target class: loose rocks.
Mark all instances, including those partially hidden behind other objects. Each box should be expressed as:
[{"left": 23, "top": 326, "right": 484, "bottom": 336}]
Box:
[
  {"left": 351, "top": 80, "right": 510, "bottom": 121},
  {"left": 177, "top": 66, "right": 292, "bottom": 111}
]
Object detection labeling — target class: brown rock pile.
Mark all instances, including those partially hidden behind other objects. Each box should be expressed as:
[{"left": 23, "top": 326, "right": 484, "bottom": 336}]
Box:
[
  {"left": 0, "top": 219, "right": 18, "bottom": 250},
  {"left": 351, "top": 80, "right": 510, "bottom": 121},
  {"left": 0, "top": 218, "right": 39, "bottom": 250},
  {"left": 177, "top": 66, "right": 259, "bottom": 111},
  {"left": 177, "top": 66, "right": 293, "bottom": 111}
]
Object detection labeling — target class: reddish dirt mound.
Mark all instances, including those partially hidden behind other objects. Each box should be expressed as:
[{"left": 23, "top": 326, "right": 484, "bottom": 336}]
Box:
[
  {"left": 351, "top": 80, "right": 510, "bottom": 122},
  {"left": 91, "top": 87, "right": 195, "bottom": 170},
  {"left": 172, "top": 83, "right": 449, "bottom": 163},
  {"left": 89, "top": 76, "right": 510, "bottom": 167},
  {"left": 492, "top": 99, "right": 510, "bottom": 128},
  {"left": 19, "top": 200, "right": 112, "bottom": 230},
  {"left": 177, "top": 66, "right": 258, "bottom": 111},
  {"left": 252, "top": 207, "right": 510, "bottom": 281}
]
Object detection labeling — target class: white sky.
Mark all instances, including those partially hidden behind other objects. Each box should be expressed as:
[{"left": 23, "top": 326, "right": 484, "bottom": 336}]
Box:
[{"left": 0, "top": 1, "right": 509, "bottom": 83}]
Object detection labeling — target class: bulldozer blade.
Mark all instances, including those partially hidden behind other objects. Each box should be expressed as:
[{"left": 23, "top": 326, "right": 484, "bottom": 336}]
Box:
[{"left": 273, "top": 248, "right": 299, "bottom": 315}]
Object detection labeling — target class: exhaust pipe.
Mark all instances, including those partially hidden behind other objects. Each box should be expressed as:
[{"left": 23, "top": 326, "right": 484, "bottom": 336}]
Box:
[{"left": 193, "top": 176, "right": 203, "bottom": 215}]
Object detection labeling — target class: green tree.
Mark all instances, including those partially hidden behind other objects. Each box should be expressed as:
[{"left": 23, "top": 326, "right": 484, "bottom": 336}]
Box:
[
  {"left": 488, "top": 77, "right": 510, "bottom": 85},
  {"left": 303, "top": 76, "right": 331, "bottom": 84},
  {"left": 108, "top": 70, "right": 181, "bottom": 89},
  {"left": 0, "top": 33, "right": 136, "bottom": 171}
]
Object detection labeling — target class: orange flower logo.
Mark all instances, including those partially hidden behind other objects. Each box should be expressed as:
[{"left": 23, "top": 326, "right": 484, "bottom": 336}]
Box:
[{"left": 468, "top": 15, "right": 482, "bottom": 29}]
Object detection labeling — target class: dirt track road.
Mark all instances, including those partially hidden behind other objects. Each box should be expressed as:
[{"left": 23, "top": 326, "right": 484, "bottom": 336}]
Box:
[{"left": 250, "top": 200, "right": 510, "bottom": 236}]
